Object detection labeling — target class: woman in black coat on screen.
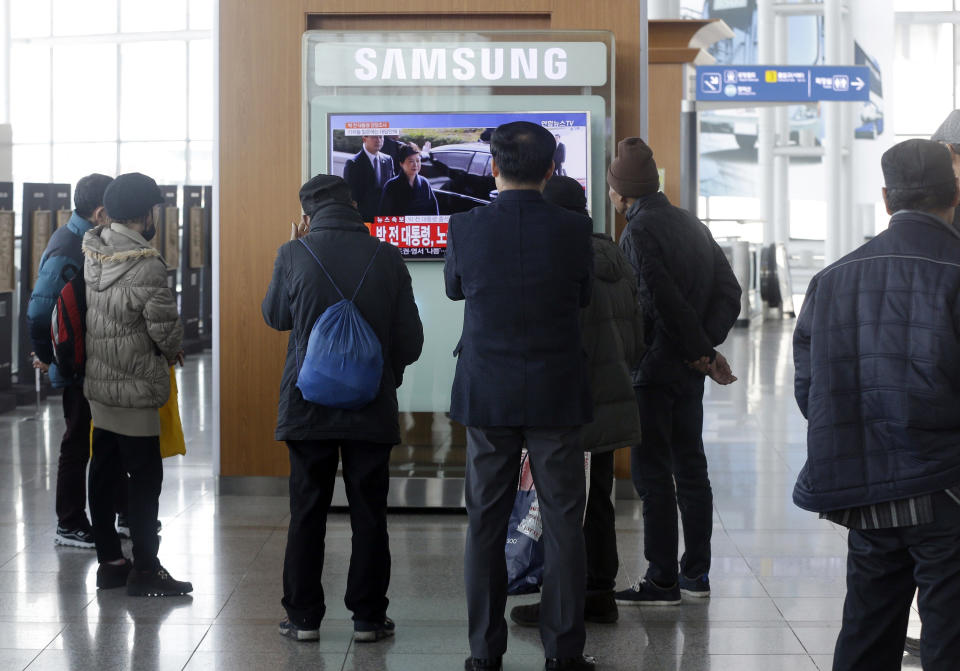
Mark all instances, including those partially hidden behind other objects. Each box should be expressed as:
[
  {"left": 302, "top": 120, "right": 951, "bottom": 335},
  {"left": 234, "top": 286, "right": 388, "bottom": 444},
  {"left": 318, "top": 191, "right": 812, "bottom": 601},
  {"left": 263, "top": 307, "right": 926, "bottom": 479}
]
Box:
[{"left": 377, "top": 143, "right": 440, "bottom": 217}]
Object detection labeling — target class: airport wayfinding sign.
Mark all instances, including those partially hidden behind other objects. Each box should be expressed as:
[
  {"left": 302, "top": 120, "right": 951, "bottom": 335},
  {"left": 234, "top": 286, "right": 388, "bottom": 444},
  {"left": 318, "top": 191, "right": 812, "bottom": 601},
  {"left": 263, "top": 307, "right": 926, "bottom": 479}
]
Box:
[{"left": 696, "top": 65, "right": 871, "bottom": 102}]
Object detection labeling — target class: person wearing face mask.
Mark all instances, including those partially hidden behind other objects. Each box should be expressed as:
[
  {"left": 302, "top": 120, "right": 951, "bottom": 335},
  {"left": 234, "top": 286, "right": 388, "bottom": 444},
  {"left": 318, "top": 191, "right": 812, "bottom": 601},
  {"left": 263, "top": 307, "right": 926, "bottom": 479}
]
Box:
[
  {"left": 377, "top": 143, "right": 440, "bottom": 217},
  {"left": 82, "top": 172, "right": 191, "bottom": 597},
  {"left": 27, "top": 174, "right": 115, "bottom": 549}
]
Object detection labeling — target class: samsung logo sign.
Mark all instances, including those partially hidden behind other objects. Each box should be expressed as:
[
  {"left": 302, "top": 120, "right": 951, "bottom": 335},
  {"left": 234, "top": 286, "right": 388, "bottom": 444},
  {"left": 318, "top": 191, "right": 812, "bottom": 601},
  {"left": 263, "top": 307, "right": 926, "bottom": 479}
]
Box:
[
  {"left": 353, "top": 47, "right": 571, "bottom": 82},
  {"left": 311, "top": 41, "right": 607, "bottom": 88}
]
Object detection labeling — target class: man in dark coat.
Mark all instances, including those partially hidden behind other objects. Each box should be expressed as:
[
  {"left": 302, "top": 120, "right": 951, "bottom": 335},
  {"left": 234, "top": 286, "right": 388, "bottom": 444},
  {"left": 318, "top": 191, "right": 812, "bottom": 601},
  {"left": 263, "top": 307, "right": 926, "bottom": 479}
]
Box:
[
  {"left": 793, "top": 138, "right": 960, "bottom": 670},
  {"left": 342, "top": 135, "right": 396, "bottom": 223},
  {"left": 445, "top": 123, "right": 595, "bottom": 671},
  {"left": 610, "top": 138, "right": 741, "bottom": 607},
  {"left": 509, "top": 175, "right": 644, "bottom": 629},
  {"left": 553, "top": 134, "right": 567, "bottom": 177},
  {"left": 262, "top": 174, "right": 423, "bottom": 643}
]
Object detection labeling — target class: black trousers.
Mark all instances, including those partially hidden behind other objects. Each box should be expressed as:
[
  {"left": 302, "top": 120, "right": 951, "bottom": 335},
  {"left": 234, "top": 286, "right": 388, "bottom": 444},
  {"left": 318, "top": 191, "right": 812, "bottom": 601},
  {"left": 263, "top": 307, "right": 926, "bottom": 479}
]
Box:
[
  {"left": 282, "top": 440, "right": 393, "bottom": 629},
  {"left": 56, "top": 385, "right": 92, "bottom": 530},
  {"left": 88, "top": 429, "right": 162, "bottom": 571},
  {"left": 833, "top": 492, "right": 960, "bottom": 671},
  {"left": 464, "top": 425, "right": 586, "bottom": 660},
  {"left": 631, "top": 377, "right": 712, "bottom": 585},
  {"left": 584, "top": 450, "right": 617, "bottom": 592}
]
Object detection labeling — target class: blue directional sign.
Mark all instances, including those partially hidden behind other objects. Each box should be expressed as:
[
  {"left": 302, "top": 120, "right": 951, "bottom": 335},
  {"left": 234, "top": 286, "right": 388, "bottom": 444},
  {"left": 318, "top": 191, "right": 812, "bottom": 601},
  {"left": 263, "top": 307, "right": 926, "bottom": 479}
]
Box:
[{"left": 696, "top": 66, "right": 871, "bottom": 102}]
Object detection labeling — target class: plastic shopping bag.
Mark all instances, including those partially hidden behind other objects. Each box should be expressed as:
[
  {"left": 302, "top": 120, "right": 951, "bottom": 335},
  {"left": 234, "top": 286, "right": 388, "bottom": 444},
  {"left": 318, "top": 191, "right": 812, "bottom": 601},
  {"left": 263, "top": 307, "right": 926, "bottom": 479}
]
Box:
[
  {"left": 504, "top": 450, "right": 592, "bottom": 595},
  {"left": 506, "top": 450, "right": 544, "bottom": 595},
  {"left": 158, "top": 367, "right": 186, "bottom": 458}
]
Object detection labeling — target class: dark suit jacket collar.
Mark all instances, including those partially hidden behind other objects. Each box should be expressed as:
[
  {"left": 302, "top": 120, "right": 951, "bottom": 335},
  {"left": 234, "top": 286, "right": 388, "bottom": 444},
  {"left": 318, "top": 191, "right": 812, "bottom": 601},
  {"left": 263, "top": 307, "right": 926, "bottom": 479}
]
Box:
[
  {"left": 495, "top": 189, "right": 543, "bottom": 202},
  {"left": 890, "top": 210, "right": 960, "bottom": 240}
]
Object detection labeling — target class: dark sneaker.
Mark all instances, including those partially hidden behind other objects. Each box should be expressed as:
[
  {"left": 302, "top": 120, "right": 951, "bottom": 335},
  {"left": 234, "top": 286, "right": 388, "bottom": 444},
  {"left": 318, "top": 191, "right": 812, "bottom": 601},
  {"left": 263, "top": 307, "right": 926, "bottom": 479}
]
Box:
[
  {"left": 126, "top": 565, "right": 192, "bottom": 596},
  {"left": 679, "top": 573, "right": 710, "bottom": 598},
  {"left": 584, "top": 591, "right": 618, "bottom": 623},
  {"left": 464, "top": 657, "right": 503, "bottom": 670},
  {"left": 55, "top": 526, "right": 95, "bottom": 549},
  {"left": 545, "top": 655, "right": 597, "bottom": 670},
  {"left": 117, "top": 516, "right": 162, "bottom": 540},
  {"left": 614, "top": 578, "right": 681, "bottom": 606},
  {"left": 278, "top": 618, "right": 320, "bottom": 642},
  {"left": 904, "top": 636, "right": 921, "bottom": 657},
  {"left": 96, "top": 559, "right": 132, "bottom": 589},
  {"left": 510, "top": 602, "right": 539, "bottom": 627},
  {"left": 353, "top": 616, "right": 395, "bottom": 642}
]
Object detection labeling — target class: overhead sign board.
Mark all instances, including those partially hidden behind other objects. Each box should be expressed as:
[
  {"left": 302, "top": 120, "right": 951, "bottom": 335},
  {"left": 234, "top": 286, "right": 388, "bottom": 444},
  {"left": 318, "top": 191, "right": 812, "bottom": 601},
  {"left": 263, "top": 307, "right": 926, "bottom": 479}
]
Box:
[
  {"left": 309, "top": 42, "right": 608, "bottom": 88},
  {"left": 696, "top": 65, "right": 871, "bottom": 102}
]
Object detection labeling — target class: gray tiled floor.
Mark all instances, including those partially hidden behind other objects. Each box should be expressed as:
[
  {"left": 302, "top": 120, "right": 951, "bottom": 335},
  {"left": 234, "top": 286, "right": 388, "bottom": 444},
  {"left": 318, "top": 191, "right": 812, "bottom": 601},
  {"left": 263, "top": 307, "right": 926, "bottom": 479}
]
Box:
[{"left": 0, "top": 323, "right": 923, "bottom": 670}]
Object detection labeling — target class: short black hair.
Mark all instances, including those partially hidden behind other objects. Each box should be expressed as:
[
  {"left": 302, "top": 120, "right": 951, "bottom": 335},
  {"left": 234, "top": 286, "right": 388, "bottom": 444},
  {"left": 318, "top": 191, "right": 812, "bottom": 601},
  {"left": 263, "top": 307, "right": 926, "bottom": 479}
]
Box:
[
  {"left": 490, "top": 121, "right": 556, "bottom": 184},
  {"left": 74, "top": 173, "right": 114, "bottom": 219},
  {"left": 885, "top": 181, "right": 958, "bottom": 213}
]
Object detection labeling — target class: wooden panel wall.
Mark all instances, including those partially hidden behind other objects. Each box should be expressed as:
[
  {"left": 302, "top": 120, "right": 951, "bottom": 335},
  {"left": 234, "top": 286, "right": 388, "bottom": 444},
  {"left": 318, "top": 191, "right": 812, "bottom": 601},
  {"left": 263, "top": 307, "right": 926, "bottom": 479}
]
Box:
[{"left": 219, "top": 0, "right": 644, "bottom": 477}]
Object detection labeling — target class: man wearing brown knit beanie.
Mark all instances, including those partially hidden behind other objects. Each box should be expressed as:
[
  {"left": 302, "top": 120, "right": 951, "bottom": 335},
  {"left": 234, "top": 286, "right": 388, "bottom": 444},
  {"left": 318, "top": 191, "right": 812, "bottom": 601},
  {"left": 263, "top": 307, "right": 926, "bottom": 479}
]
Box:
[{"left": 608, "top": 137, "right": 742, "bottom": 607}]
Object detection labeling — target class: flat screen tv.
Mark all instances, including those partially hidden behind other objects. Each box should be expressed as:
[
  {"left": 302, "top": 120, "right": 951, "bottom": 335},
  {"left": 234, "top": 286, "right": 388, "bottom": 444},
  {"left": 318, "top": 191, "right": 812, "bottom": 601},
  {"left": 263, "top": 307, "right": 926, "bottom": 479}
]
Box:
[{"left": 328, "top": 111, "right": 590, "bottom": 259}]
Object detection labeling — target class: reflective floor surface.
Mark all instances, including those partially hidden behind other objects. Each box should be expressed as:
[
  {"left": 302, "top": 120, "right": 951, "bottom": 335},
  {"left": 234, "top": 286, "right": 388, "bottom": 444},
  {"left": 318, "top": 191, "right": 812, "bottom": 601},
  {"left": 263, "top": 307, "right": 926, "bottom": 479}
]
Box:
[{"left": 0, "top": 322, "right": 921, "bottom": 670}]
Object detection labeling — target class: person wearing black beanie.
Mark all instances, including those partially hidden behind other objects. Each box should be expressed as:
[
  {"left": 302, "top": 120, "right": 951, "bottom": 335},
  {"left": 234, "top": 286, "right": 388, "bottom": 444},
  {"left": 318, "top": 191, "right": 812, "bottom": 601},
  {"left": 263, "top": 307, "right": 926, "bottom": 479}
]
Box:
[
  {"left": 262, "top": 172, "right": 423, "bottom": 645},
  {"left": 610, "top": 138, "right": 742, "bottom": 609}
]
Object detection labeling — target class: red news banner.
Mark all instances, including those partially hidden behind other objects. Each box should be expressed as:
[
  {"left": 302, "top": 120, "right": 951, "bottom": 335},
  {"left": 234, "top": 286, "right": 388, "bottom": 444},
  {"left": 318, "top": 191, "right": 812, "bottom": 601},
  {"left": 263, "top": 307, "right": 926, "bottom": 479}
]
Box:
[{"left": 368, "top": 216, "right": 449, "bottom": 259}]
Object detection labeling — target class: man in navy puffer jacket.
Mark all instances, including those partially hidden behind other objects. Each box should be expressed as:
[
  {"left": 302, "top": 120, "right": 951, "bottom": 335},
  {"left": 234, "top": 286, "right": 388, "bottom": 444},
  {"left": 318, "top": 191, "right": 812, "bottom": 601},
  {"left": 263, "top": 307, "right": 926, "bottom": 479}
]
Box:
[
  {"left": 27, "top": 173, "right": 113, "bottom": 549},
  {"left": 794, "top": 139, "right": 960, "bottom": 670}
]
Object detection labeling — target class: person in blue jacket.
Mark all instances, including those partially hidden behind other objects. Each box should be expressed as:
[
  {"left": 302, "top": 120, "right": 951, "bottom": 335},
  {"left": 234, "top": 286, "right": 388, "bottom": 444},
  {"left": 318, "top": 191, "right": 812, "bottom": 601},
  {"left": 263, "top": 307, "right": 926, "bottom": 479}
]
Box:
[
  {"left": 27, "top": 173, "right": 113, "bottom": 549},
  {"left": 377, "top": 143, "right": 439, "bottom": 217}
]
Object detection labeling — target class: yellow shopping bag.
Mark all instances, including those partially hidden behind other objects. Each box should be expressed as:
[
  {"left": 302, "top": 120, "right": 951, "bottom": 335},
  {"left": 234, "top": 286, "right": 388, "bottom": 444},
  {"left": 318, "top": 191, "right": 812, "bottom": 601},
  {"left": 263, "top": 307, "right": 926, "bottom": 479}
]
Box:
[
  {"left": 159, "top": 367, "right": 186, "bottom": 458},
  {"left": 89, "top": 367, "right": 186, "bottom": 458}
]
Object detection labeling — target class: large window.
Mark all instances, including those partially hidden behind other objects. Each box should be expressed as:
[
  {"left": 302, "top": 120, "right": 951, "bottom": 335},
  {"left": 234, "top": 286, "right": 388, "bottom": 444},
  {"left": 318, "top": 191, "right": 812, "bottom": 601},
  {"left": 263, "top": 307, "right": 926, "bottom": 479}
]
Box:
[{"left": 8, "top": 0, "right": 213, "bottom": 198}]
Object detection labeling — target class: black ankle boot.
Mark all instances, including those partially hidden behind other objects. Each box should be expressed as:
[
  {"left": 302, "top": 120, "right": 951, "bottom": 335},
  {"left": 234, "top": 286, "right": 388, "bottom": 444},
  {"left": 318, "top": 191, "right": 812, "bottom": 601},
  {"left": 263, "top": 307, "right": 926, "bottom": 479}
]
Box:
[{"left": 584, "top": 591, "right": 618, "bottom": 623}]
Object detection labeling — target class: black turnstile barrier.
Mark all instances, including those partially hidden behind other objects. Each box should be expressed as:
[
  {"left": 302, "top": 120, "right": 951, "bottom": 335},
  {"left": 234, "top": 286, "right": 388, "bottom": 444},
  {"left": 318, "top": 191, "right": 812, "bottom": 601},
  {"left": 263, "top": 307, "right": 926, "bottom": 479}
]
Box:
[
  {"left": 16, "top": 183, "right": 71, "bottom": 403},
  {"left": 201, "top": 185, "right": 213, "bottom": 349},
  {"left": 180, "top": 185, "right": 204, "bottom": 354},
  {"left": 0, "top": 182, "right": 16, "bottom": 412}
]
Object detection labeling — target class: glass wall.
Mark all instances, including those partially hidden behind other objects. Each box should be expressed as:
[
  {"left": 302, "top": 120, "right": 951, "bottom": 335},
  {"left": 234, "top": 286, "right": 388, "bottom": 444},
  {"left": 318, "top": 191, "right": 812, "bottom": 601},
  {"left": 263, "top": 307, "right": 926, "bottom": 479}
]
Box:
[{"left": 7, "top": 0, "right": 213, "bottom": 225}]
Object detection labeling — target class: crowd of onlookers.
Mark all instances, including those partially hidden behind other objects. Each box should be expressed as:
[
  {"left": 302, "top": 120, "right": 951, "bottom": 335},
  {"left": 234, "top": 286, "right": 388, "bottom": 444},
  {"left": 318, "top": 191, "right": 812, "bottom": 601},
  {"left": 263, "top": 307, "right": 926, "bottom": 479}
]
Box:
[{"left": 29, "top": 115, "right": 960, "bottom": 670}]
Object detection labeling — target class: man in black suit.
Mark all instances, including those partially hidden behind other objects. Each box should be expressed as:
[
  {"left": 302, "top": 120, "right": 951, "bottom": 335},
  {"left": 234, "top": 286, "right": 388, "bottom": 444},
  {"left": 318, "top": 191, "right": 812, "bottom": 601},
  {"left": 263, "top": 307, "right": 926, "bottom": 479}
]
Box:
[
  {"left": 342, "top": 135, "right": 395, "bottom": 223},
  {"left": 553, "top": 133, "right": 567, "bottom": 176},
  {"left": 445, "top": 121, "right": 595, "bottom": 671}
]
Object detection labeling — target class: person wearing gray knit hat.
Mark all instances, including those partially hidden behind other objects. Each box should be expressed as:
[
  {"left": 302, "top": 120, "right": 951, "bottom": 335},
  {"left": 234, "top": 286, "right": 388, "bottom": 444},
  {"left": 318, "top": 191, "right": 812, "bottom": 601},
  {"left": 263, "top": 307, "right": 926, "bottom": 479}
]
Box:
[{"left": 610, "top": 136, "right": 742, "bottom": 610}]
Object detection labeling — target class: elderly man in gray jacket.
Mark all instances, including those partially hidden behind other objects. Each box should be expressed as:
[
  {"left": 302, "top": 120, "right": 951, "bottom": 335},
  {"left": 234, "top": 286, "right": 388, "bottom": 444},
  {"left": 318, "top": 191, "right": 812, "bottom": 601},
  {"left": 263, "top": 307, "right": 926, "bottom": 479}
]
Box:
[{"left": 84, "top": 172, "right": 191, "bottom": 597}]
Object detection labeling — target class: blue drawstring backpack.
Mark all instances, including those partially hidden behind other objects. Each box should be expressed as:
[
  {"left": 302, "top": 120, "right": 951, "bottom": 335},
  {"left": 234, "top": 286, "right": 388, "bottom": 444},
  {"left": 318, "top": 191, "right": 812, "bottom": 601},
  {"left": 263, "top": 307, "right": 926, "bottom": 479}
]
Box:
[{"left": 296, "top": 238, "right": 384, "bottom": 409}]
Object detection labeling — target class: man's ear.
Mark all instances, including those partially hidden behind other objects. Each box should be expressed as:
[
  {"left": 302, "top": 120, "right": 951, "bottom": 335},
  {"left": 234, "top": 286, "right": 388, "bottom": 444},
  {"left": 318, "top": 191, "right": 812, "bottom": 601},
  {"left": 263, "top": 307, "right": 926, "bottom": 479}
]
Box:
[
  {"left": 882, "top": 187, "right": 893, "bottom": 216},
  {"left": 490, "top": 158, "right": 500, "bottom": 179},
  {"left": 92, "top": 205, "right": 108, "bottom": 226},
  {"left": 302, "top": 213, "right": 310, "bottom": 228},
  {"left": 544, "top": 161, "right": 556, "bottom": 183}
]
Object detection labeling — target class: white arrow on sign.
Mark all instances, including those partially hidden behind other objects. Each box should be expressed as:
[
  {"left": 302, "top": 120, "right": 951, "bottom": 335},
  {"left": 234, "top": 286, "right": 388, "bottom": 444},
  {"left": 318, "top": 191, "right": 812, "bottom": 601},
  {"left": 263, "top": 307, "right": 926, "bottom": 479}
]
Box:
[{"left": 852, "top": 77, "right": 865, "bottom": 91}]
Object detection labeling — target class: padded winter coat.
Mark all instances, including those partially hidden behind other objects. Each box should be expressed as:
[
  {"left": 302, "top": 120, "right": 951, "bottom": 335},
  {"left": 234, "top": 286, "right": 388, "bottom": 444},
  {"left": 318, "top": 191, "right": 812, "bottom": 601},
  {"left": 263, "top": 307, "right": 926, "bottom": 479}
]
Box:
[
  {"left": 26, "top": 212, "right": 93, "bottom": 387},
  {"left": 82, "top": 224, "right": 183, "bottom": 422},
  {"left": 619, "top": 192, "right": 742, "bottom": 386},
  {"left": 261, "top": 201, "right": 424, "bottom": 444},
  {"left": 793, "top": 211, "right": 960, "bottom": 512},
  {"left": 580, "top": 234, "right": 644, "bottom": 453}
]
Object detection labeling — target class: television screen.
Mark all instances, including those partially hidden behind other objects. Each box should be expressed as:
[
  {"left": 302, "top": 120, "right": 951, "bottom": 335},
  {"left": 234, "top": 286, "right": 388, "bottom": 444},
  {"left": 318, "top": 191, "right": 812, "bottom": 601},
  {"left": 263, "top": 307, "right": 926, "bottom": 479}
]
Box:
[{"left": 328, "top": 111, "right": 590, "bottom": 259}]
